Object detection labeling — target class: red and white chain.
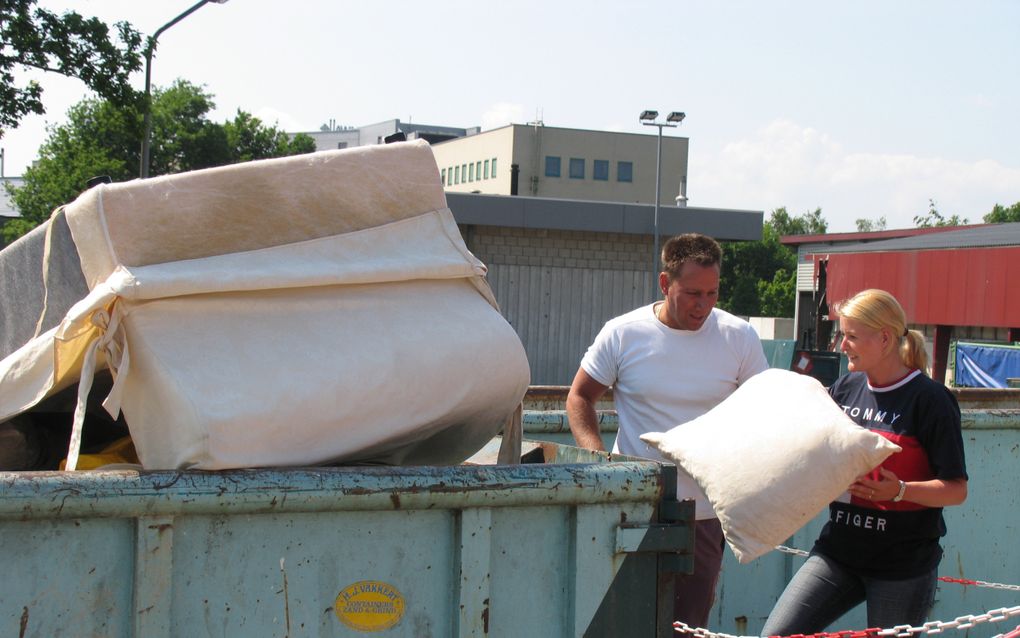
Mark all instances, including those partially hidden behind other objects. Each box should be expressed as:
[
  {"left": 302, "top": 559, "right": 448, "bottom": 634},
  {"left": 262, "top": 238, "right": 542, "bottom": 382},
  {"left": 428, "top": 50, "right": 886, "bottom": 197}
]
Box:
[
  {"left": 670, "top": 547, "right": 1020, "bottom": 637},
  {"left": 672, "top": 604, "right": 1020, "bottom": 637}
]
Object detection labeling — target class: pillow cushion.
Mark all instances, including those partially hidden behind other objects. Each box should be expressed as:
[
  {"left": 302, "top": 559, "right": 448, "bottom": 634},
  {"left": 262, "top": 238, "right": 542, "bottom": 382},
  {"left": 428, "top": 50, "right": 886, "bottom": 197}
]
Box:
[{"left": 640, "top": 368, "right": 901, "bottom": 563}]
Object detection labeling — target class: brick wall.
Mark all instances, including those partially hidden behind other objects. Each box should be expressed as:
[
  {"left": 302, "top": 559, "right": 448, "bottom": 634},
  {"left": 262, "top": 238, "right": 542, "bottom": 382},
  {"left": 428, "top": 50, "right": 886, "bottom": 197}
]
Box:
[{"left": 465, "top": 225, "right": 653, "bottom": 271}]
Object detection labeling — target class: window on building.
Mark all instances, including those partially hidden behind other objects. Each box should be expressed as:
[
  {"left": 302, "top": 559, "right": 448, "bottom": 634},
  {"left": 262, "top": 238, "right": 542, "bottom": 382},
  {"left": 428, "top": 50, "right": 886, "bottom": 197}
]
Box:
[
  {"left": 593, "top": 159, "right": 609, "bottom": 181},
  {"left": 337, "top": 142, "right": 348, "bottom": 149},
  {"left": 469, "top": 163, "right": 474, "bottom": 182},
  {"left": 491, "top": 158, "right": 497, "bottom": 178},
  {"left": 617, "top": 161, "right": 633, "bottom": 183},
  {"left": 484, "top": 159, "right": 490, "bottom": 179},
  {"left": 545, "top": 156, "right": 561, "bottom": 177},
  {"left": 441, "top": 168, "right": 446, "bottom": 185},
  {"left": 569, "top": 158, "right": 585, "bottom": 179},
  {"left": 455, "top": 165, "right": 460, "bottom": 184},
  {"left": 462, "top": 164, "right": 467, "bottom": 182},
  {"left": 476, "top": 161, "right": 482, "bottom": 180}
]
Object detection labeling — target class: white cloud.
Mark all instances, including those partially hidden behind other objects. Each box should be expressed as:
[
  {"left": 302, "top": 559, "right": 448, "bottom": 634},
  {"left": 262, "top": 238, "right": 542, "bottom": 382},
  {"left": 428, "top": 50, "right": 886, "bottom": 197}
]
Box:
[
  {"left": 253, "top": 107, "right": 306, "bottom": 133},
  {"left": 481, "top": 103, "right": 526, "bottom": 131},
  {"left": 691, "top": 119, "right": 1020, "bottom": 232}
]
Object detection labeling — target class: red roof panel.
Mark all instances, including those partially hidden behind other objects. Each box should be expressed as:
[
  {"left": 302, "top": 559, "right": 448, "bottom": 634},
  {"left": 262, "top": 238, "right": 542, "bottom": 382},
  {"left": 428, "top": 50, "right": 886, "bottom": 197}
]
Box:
[{"left": 825, "top": 247, "right": 1020, "bottom": 328}]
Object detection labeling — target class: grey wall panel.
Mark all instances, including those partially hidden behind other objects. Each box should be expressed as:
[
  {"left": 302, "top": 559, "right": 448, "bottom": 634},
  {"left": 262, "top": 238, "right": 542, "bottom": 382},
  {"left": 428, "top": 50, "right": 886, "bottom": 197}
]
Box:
[{"left": 487, "top": 263, "right": 656, "bottom": 385}]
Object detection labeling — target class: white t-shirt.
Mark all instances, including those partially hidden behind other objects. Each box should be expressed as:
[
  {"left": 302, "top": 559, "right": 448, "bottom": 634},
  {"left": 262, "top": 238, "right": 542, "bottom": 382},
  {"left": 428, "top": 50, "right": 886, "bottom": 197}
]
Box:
[{"left": 580, "top": 303, "right": 768, "bottom": 519}]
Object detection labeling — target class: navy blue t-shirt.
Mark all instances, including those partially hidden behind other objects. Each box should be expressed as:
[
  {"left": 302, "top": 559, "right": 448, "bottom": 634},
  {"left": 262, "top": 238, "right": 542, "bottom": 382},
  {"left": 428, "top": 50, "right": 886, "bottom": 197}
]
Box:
[{"left": 812, "top": 370, "right": 968, "bottom": 578}]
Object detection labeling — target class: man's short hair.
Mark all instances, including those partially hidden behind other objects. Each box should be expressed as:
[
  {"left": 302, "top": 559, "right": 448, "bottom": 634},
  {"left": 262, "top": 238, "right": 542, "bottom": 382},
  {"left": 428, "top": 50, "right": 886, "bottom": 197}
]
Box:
[{"left": 661, "top": 233, "right": 722, "bottom": 280}]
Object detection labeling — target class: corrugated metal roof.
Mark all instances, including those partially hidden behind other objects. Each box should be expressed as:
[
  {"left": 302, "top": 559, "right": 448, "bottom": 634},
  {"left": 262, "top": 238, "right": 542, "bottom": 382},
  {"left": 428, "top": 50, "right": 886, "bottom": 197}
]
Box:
[
  {"left": 801, "top": 222, "right": 1020, "bottom": 256},
  {"left": 781, "top": 225, "right": 968, "bottom": 246}
]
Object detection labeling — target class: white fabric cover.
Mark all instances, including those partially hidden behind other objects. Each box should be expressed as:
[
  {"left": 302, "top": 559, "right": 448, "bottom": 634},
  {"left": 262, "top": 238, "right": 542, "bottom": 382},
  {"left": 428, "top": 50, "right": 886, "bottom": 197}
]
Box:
[
  {"left": 640, "top": 368, "right": 901, "bottom": 563},
  {"left": 0, "top": 141, "right": 530, "bottom": 469}
]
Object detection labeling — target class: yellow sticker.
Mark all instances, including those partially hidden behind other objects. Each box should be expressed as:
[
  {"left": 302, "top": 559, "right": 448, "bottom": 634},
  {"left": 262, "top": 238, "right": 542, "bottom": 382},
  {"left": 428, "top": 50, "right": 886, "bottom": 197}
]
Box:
[{"left": 335, "top": 581, "right": 406, "bottom": 632}]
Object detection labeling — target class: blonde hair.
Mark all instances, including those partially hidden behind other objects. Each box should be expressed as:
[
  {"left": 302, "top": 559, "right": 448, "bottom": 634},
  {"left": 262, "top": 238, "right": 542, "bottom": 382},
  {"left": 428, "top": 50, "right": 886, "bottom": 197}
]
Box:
[{"left": 834, "top": 288, "right": 929, "bottom": 374}]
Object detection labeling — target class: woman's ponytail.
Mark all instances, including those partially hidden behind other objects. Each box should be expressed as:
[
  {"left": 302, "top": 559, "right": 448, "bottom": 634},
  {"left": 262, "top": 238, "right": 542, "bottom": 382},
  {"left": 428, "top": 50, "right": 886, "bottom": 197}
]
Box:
[{"left": 901, "top": 329, "right": 929, "bottom": 375}]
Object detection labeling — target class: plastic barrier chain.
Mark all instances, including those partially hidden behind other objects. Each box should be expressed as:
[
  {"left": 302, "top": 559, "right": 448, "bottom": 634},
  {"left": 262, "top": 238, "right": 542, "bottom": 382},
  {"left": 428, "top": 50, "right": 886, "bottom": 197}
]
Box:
[
  {"left": 775, "top": 546, "right": 1020, "bottom": 593},
  {"left": 672, "top": 604, "right": 1020, "bottom": 637}
]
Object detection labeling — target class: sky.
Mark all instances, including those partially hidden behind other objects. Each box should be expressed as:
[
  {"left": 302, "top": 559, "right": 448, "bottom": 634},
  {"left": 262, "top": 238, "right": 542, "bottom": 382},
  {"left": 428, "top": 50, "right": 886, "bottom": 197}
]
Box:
[{"left": 3, "top": 0, "right": 1019, "bottom": 232}]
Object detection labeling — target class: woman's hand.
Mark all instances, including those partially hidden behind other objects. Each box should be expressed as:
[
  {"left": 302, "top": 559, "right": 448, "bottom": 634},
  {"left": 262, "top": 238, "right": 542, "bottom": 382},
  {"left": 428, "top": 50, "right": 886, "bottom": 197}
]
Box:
[
  {"left": 850, "top": 468, "right": 968, "bottom": 506},
  {"left": 850, "top": 467, "right": 900, "bottom": 502}
]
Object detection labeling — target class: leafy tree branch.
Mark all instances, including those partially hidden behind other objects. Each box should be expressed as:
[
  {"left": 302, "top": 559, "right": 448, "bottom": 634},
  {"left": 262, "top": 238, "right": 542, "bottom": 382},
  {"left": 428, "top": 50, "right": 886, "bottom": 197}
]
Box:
[{"left": 0, "top": 1, "right": 143, "bottom": 136}]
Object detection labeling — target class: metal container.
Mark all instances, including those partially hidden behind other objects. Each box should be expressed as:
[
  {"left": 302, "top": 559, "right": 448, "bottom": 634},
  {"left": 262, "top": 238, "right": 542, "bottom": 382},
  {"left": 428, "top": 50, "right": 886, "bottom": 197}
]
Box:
[{"left": 0, "top": 441, "right": 692, "bottom": 638}]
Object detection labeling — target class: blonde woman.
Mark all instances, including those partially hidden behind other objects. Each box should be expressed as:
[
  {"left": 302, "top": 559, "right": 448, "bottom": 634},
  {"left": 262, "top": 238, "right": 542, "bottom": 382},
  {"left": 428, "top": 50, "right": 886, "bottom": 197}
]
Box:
[{"left": 762, "top": 289, "right": 968, "bottom": 636}]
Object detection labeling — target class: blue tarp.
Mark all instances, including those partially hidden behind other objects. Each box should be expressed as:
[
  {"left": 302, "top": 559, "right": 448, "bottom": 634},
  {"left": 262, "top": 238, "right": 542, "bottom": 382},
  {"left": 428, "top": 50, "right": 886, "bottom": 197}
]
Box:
[{"left": 954, "top": 342, "right": 1020, "bottom": 388}]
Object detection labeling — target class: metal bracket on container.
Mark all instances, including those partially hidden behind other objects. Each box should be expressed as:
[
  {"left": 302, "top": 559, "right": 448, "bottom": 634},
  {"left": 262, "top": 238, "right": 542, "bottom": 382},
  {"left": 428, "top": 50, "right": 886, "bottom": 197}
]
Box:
[{"left": 615, "top": 498, "right": 695, "bottom": 575}]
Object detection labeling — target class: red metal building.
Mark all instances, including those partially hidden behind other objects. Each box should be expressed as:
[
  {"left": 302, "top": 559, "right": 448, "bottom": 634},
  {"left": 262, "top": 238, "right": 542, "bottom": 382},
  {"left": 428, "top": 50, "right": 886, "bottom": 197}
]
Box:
[{"left": 783, "top": 223, "right": 1020, "bottom": 383}]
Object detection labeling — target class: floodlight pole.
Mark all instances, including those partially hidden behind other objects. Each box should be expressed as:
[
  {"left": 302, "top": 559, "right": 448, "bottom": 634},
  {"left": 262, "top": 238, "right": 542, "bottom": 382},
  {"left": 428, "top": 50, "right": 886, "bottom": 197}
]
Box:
[
  {"left": 139, "top": 0, "right": 227, "bottom": 178},
  {"left": 640, "top": 110, "right": 684, "bottom": 289}
]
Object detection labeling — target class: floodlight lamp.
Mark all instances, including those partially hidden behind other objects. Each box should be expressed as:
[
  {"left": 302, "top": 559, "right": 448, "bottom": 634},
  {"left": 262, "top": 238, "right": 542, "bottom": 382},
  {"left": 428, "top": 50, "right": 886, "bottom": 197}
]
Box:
[
  {"left": 639, "top": 110, "right": 659, "bottom": 121},
  {"left": 666, "top": 111, "right": 686, "bottom": 123}
]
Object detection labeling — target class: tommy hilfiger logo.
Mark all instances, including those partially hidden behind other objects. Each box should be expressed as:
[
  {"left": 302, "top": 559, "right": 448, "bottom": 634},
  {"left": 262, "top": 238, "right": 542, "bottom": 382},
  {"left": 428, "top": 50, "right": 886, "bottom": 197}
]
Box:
[
  {"left": 838, "top": 405, "right": 902, "bottom": 425},
  {"left": 833, "top": 509, "right": 888, "bottom": 531}
]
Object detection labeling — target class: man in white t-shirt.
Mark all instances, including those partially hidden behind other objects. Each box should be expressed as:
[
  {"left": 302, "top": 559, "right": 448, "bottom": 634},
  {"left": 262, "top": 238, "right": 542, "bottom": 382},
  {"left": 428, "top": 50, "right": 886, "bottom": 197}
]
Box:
[{"left": 567, "top": 233, "right": 768, "bottom": 631}]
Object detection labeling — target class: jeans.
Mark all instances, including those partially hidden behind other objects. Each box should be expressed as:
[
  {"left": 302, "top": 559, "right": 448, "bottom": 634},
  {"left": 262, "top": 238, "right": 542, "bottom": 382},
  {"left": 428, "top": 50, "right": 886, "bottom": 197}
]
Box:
[{"left": 760, "top": 553, "right": 937, "bottom": 637}]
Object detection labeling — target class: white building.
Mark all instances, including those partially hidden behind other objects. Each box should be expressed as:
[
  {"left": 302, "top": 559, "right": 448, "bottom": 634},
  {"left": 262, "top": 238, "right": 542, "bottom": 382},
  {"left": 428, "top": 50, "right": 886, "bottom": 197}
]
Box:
[
  {"left": 1, "top": 177, "right": 24, "bottom": 219},
  {"left": 300, "top": 118, "right": 477, "bottom": 151},
  {"left": 430, "top": 123, "right": 689, "bottom": 207}
]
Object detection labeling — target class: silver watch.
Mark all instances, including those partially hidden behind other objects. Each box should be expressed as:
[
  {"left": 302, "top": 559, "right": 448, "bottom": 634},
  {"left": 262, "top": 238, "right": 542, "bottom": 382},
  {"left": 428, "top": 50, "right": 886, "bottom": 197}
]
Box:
[{"left": 892, "top": 480, "right": 907, "bottom": 502}]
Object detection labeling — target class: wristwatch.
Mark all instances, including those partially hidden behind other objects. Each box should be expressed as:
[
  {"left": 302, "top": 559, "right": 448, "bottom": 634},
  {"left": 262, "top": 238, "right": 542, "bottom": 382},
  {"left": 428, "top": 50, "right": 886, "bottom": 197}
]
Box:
[{"left": 892, "top": 480, "right": 907, "bottom": 502}]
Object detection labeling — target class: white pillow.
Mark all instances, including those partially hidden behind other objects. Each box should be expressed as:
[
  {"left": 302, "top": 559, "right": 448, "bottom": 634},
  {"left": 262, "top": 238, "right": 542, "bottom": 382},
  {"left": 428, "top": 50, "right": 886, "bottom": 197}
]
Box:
[{"left": 640, "top": 368, "right": 901, "bottom": 563}]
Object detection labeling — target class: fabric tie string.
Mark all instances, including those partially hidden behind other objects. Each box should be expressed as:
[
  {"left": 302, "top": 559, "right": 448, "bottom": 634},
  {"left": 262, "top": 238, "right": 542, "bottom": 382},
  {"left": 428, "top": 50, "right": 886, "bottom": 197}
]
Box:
[{"left": 65, "top": 301, "right": 130, "bottom": 471}]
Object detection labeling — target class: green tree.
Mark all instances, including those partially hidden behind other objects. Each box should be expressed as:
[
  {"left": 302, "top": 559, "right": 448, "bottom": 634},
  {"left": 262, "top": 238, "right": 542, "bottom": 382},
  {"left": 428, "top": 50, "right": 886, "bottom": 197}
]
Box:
[
  {"left": 758, "top": 268, "right": 796, "bottom": 317},
  {"left": 0, "top": 1, "right": 143, "bottom": 136},
  {"left": 983, "top": 202, "right": 1020, "bottom": 223},
  {"left": 224, "top": 111, "right": 316, "bottom": 162},
  {"left": 719, "top": 207, "right": 827, "bottom": 317},
  {"left": 769, "top": 206, "right": 828, "bottom": 236},
  {"left": 146, "top": 80, "right": 230, "bottom": 175},
  {"left": 914, "top": 199, "right": 968, "bottom": 227},
  {"left": 855, "top": 216, "right": 887, "bottom": 232},
  {"left": 4, "top": 80, "right": 315, "bottom": 242}
]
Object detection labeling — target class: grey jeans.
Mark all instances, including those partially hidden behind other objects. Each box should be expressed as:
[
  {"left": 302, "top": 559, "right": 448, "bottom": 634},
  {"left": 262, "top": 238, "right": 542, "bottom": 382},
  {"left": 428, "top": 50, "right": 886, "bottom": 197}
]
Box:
[{"left": 760, "top": 552, "right": 937, "bottom": 637}]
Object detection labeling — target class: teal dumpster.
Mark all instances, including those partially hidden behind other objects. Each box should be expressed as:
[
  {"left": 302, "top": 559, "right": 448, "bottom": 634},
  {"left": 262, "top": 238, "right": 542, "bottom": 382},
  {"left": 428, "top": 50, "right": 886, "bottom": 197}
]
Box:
[{"left": 0, "top": 441, "right": 693, "bottom": 638}]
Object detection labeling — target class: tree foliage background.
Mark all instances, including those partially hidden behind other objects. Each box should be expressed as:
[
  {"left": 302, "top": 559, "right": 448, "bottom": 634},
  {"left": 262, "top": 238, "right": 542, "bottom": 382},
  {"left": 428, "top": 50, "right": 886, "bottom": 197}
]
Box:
[
  {"left": 2, "top": 80, "right": 316, "bottom": 242},
  {"left": 1, "top": 0, "right": 143, "bottom": 137},
  {"left": 913, "top": 199, "right": 969, "bottom": 228},
  {"left": 2, "top": 4, "right": 316, "bottom": 243},
  {"left": 983, "top": 202, "right": 1020, "bottom": 223},
  {"left": 719, "top": 207, "right": 827, "bottom": 318}
]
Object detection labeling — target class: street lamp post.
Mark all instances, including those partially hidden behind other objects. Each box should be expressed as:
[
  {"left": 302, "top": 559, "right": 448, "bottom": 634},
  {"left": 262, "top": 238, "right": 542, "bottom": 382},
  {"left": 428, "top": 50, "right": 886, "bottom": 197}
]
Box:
[
  {"left": 139, "top": 0, "right": 228, "bottom": 178},
  {"left": 639, "top": 110, "right": 685, "bottom": 288}
]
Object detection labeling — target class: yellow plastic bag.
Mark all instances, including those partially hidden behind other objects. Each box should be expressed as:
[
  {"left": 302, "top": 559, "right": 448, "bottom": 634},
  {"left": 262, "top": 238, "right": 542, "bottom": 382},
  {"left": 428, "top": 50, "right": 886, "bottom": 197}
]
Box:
[{"left": 59, "top": 436, "right": 138, "bottom": 470}]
